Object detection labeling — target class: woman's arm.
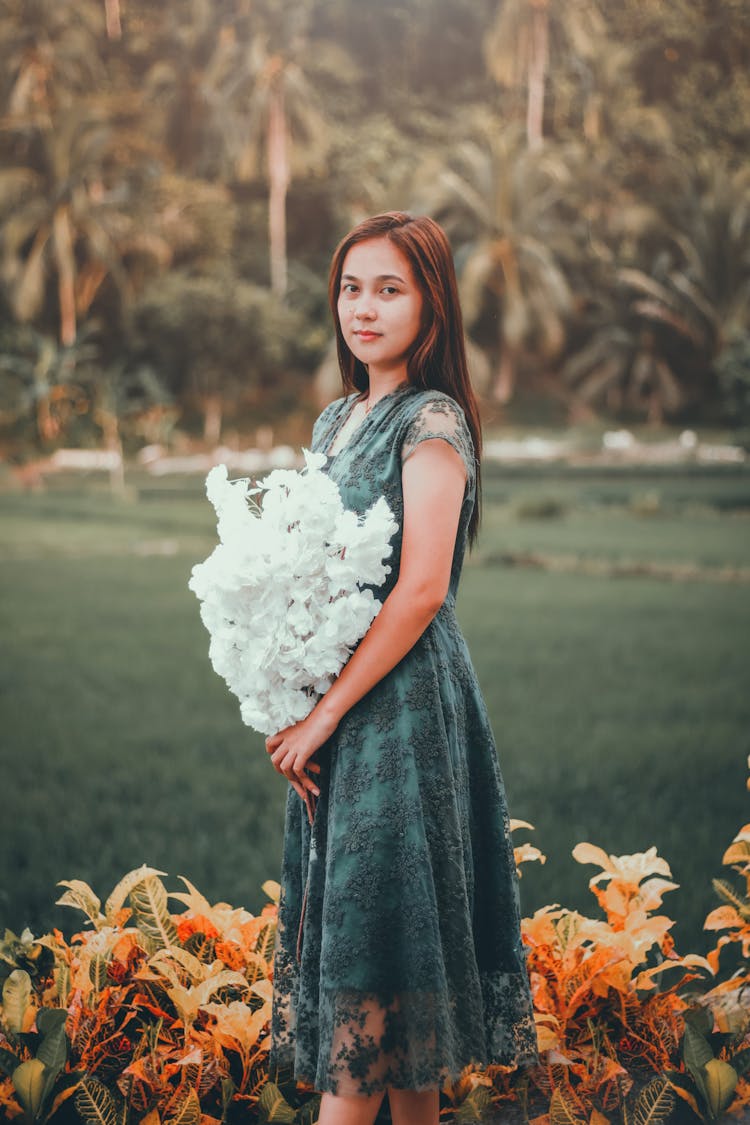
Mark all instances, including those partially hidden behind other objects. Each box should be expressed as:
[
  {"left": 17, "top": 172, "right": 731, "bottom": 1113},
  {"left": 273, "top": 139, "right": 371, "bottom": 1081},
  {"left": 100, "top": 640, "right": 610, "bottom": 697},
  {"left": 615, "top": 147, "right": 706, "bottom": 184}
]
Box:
[{"left": 265, "top": 437, "right": 468, "bottom": 800}]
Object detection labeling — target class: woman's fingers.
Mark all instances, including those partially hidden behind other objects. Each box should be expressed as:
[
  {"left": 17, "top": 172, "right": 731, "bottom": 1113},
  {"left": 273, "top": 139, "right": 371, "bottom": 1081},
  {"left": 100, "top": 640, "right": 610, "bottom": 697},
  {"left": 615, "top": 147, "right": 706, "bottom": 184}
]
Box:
[
  {"left": 269, "top": 740, "right": 320, "bottom": 795},
  {"left": 289, "top": 776, "right": 306, "bottom": 802}
]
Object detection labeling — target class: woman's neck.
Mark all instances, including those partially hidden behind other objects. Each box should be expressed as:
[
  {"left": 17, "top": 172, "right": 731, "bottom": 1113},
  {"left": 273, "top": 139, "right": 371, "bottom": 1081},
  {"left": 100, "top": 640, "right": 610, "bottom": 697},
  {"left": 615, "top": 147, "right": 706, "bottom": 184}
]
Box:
[{"left": 362, "top": 369, "right": 410, "bottom": 405}]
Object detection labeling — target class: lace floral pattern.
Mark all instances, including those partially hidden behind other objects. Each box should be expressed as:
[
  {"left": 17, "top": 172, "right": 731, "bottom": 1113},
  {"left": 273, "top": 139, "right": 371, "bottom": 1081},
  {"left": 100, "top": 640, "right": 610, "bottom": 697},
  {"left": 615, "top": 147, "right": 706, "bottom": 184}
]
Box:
[{"left": 269, "top": 385, "right": 539, "bottom": 1095}]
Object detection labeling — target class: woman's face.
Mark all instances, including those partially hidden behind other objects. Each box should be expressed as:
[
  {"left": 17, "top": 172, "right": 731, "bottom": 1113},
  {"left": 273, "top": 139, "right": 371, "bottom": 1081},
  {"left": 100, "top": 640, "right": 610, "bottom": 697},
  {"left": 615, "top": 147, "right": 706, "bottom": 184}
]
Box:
[{"left": 337, "top": 237, "right": 425, "bottom": 379}]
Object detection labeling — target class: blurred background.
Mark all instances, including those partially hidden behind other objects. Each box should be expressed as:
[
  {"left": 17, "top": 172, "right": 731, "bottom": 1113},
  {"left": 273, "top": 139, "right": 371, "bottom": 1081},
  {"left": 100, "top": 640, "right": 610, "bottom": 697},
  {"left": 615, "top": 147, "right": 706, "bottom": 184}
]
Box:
[{"left": 0, "top": 0, "right": 748, "bottom": 955}]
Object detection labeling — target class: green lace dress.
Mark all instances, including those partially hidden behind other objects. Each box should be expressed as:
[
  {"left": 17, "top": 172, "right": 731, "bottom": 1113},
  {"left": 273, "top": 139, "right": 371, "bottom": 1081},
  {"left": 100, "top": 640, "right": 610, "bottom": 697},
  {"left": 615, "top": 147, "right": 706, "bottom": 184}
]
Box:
[{"left": 269, "top": 383, "right": 539, "bottom": 1096}]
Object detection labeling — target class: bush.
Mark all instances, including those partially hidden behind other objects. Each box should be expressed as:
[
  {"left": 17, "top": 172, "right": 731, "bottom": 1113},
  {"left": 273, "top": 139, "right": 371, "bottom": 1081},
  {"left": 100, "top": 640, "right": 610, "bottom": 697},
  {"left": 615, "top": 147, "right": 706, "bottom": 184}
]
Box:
[{"left": 1, "top": 786, "right": 748, "bottom": 1123}]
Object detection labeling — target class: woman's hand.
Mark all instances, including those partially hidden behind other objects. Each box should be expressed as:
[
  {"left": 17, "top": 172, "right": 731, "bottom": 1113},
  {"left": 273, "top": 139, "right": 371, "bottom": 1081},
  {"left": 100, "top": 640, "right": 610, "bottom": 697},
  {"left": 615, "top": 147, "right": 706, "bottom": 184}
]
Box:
[{"left": 265, "top": 705, "right": 339, "bottom": 810}]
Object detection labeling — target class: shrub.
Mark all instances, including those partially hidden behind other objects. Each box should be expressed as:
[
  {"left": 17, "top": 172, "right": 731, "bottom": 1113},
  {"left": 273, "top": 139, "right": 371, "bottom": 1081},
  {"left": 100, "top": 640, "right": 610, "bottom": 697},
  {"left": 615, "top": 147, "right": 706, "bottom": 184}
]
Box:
[{"left": 0, "top": 789, "right": 748, "bottom": 1123}]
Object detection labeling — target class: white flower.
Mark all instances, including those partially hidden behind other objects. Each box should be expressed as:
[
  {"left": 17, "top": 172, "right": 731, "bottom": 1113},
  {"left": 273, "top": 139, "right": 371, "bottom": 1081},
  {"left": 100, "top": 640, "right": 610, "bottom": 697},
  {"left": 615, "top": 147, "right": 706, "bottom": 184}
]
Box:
[{"left": 189, "top": 450, "right": 397, "bottom": 736}]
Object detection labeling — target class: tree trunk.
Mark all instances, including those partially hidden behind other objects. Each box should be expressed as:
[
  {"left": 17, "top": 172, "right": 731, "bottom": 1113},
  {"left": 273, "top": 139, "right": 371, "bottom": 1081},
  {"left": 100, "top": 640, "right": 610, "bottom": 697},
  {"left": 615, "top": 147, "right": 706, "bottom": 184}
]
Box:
[
  {"left": 36, "top": 394, "right": 59, "bottom": 442},
  {"left": 203, "top": 393, "right": 223, "bottom": 446},
  {"left": 583, "top": 94, "right": 601, "bottom": 142},
  {"left": 104, "top": 0, "right": 122, "bottom": 39},
  {"left": 53, "top": 205, "right": 77, "bottom": 346},
  {"left": 493, "top": 347, "right": 517, "bottom": 404},
  {"left": 267, "top": 81, "right": 290, "bottom": 298},
  {"left": 527, "top": 3, "right": 549, "bottom": 150},
  {"left": 101, "top": 409, "right": 126, "bottom": 496}
]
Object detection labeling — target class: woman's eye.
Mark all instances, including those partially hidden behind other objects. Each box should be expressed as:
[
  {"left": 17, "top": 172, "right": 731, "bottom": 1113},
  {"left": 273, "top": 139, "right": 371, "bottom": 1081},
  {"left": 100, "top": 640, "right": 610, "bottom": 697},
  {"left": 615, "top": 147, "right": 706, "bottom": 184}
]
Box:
[
  {"left": 341, "top": 283, "right": 357, "bottom": 294},
  {"left": 382, "top": 286, "right": 399, "bottom": 295}
]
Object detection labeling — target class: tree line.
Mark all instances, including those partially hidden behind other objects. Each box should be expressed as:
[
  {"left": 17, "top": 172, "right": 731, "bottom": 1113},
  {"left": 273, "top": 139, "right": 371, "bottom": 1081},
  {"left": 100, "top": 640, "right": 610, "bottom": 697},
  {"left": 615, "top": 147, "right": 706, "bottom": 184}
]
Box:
[{"left": 0, "top": 0, "right": 748, "bottom": 458}]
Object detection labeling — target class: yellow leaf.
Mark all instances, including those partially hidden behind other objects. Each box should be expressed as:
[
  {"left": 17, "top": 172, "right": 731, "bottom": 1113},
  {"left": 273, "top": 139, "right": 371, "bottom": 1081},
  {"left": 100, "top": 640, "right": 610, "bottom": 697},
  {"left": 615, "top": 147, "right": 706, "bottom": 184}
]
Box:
[
  {"left": 634, "top": 952, "right": 713, "bottom": 989},
  {"left": 104, "top": 865, "right": 168, "bottom": 921},
  {"left": 251, "top": 978, "right": 273, "bottom": 1003},
  {"left": 704, "top": 1058, "right": 738, "bottom": 1118},
  {"left": 590, "top": 1112, "right": 610, "bottom": 1125},
  {"left": 550, "top": 1087, "right": 585, "bottom": 1125},
  {"left": 164, "top": 1088, "right": 200, "bottom": 1125},
  {"left": 514, "top": 843, "right": 547, "bottom": 873},
  {"left": 262, "top": 880, "right": 281, "bottom": 904},
  {"left": 535, "top": 1024, "right": 560, "bottom": 1052},
  {"left": 721, "top": 841, "right": 750, "bottom": 867},
  {"left": 12, "top": 1060, "right": 46, "bottom": 1119},
  {"left": 572, "top": 843, "right": 612, "bottom": 872},
  {"left": 704, "top": 905, "right": 743, "bottom": 931},
  {"left": 55, "top": 880, "right": 103, "bottom": 926},
  {"left": 632, "top": 1075, "right": 674, "bottom": 1125},
  {"left": 2, "top": 970, "right": 32, "bottom": 1035}
]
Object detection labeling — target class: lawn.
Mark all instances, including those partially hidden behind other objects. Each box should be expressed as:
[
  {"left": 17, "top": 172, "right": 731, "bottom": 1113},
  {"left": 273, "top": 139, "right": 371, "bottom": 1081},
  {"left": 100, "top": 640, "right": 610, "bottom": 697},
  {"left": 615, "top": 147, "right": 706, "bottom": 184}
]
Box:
[{"left": 0, "top": 464, "right": 748, "bottom": 956}]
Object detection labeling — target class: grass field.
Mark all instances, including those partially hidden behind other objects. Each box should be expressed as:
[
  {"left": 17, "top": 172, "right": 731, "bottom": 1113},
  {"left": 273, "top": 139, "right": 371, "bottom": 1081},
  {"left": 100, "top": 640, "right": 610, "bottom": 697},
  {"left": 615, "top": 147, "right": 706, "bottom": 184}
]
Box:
[{"left": 1, "top": 463, "right": 748, "bottom": 956}]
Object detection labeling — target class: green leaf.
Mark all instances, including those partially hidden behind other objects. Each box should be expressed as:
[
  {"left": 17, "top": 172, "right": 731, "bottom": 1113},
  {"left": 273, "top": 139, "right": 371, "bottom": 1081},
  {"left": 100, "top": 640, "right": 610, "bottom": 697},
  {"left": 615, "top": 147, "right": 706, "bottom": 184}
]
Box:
[
  {"left": 54, "top": 962, "right": 70, "bottom": 1004},
  {"left": 2, "top": 968, "right": 31, "bottom": 1035},
  {"left": 164, "top": 1087, "right": 201, "bottom": 1125},
  {"left": 12, "top": 1057, "right": 46, "bottom": 1119},
  {"left": 89, "top": 954, "right": 109, "bottom": 992},
  {"left": 129, "top": 876, "right": 179, "bottom": 951},
  {"left": 256, "top": 920, "right": 276, "bottom": 963},
  {"left": 549, "top": 1087, "right": 586, "bottom": 1125},
  {"left": 732, "top": 1047, "right": 750, "bottom": 1077},
  {"left": 74, "top": 1075, "right": 120, "bottom": 1125},
  {"left": 0, "top": 1045, "right": 20, "bottom": 1077},
  {"left": 258, "top": 1080, "right": 296, "bottom": 1123},
  {"left": 296, "top": 1093, "right": 322, "bottom": 1125},
  {"left": 683, "top": 1005, "right": 713, "bottom": 1037},
  {"left": 456, "top": 1086, "right": 494, "bottom": 1122},
  {"left": 36, "top": 1007, "right": 68, "bottom": 1072},
  {"left": 682, "top": 1022, "right": 713, "bottom": 1105},
  {"left": 712, "top": 877, "right": 748, "bottom": 917},
  {"left": 221, "top": 1076, "right": 236, "bottom": 1114},
  {"left": 704, "top": 1058, "right": 738, "bottom": 1119},
  {"left": 104, "top": 864, "right": 168, "bottom": 923},
  {"left": 632, "top": 1076, "right": 675, "bottom": 1125}
]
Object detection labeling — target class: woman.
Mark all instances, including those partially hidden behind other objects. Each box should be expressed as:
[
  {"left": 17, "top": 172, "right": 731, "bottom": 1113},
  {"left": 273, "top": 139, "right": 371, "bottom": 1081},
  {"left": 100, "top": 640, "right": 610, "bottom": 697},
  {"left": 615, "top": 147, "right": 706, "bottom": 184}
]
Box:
[{"left": 266, "top": 212, "right": 538, "bottom": 1125}]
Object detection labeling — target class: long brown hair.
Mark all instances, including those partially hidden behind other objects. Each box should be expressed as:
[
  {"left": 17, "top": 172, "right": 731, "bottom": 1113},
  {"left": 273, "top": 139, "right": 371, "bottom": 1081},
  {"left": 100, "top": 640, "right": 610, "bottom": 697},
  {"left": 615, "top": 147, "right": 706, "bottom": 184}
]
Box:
[{"left": 327, "top": 211, "right": 482, "bottom": 547}]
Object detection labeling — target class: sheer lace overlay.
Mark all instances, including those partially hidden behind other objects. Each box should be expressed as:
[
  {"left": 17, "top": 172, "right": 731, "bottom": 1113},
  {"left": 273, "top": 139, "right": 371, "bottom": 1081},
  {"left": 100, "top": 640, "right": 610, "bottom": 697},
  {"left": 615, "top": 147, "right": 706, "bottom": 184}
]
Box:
[
  {"left": 401, "top": 396, "right": 476, "bottom": 484},
  {"left": 269, "top": 386, "right": 539, "bottom": 1095}
]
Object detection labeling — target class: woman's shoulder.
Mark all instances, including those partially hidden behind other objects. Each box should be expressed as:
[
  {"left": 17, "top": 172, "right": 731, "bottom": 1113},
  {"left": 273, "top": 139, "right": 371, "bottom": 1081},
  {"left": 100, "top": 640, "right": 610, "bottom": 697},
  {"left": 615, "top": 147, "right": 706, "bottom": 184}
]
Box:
[
  {"left": 317, "top": 391, "right": 355, "bottom": 417},
  {"left": 313, "top": 392, "right": 354, "bottom": 434},
  {"left": 399, "top": 387, "right": 476, "bottom": 478},
  {"left": 401, "top": 387, "right": 470, "bottom": 431},
  {"left": 402, "top": 386, "right": 466, "bottom": 415}
]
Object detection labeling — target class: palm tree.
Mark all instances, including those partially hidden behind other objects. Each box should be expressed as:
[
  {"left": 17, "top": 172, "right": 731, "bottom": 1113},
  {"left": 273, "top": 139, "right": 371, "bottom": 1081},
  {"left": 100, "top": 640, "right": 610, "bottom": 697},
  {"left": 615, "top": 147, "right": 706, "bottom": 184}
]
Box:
[
  {"left": 236, "top": 3, "right": 341, "bottom": 297},
  {"left": 484, "top": 0, "right": 551, "bottom": 150},
  {"left": 0, "top": 105, "right": 170, "bottom": 347},
  {"left": 140, "top": 0, "right": 341, "bottom": 298},
  {"left": 103, "top": 0, "right": 121, "bottom": 40},
  {"left": 0, "top": 0, "right": 106, "bottom": 116},
  {"left": 562, "top": 155, "right": 750, "bottom": 422},
  {"left": 416, "top": 114, "right": 578, "bottom": 404},
  {"left": 484, "top": 0, "right": 641, "bottom": 148}
]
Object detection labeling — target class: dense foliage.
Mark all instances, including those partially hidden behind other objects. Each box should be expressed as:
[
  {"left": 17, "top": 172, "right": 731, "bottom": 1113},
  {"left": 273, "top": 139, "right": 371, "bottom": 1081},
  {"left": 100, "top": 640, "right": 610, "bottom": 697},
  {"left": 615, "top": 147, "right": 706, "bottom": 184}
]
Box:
[
  {"left": 0, "top": 786, "right": 748, "bottom": 1123},
  {"left": 0, "top": 0, "right": 749, "bottom": 455}
]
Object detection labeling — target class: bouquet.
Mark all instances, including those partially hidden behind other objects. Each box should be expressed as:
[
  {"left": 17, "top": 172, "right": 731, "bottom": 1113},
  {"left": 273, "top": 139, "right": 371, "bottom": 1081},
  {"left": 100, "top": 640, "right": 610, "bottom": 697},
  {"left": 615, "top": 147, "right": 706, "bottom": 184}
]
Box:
[{"left": 189, "top": 449, "right": 397, "bottom": 736}]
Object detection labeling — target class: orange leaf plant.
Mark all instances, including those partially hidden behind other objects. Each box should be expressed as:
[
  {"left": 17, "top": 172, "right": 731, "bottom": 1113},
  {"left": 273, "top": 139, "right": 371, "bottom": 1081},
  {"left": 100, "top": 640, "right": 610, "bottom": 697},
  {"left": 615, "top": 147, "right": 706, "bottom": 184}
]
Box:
[{"left": 1, "top": 795, "right": 749, "bottom": 1124}]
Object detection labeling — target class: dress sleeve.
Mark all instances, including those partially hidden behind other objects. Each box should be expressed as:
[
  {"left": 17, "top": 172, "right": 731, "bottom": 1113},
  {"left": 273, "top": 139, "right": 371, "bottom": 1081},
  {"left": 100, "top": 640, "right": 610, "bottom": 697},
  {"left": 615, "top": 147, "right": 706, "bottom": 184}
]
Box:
[{"left": 400, "top": 396, "right": 476, "bottom": 484}]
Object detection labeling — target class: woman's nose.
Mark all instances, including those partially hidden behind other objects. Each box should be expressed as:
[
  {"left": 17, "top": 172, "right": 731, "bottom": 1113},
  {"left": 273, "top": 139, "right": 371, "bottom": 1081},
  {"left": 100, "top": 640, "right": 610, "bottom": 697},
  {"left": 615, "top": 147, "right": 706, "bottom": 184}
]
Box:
[{"left": 354, "top": 295, "right": 376, "bottom": 319}]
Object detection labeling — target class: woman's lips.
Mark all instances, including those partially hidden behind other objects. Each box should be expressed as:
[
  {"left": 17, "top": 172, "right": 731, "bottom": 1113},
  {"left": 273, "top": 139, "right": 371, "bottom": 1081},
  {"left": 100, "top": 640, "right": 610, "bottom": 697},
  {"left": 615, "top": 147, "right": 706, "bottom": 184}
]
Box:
[{"left": 354, "top": 331, "right": 381, "bottom": 341}]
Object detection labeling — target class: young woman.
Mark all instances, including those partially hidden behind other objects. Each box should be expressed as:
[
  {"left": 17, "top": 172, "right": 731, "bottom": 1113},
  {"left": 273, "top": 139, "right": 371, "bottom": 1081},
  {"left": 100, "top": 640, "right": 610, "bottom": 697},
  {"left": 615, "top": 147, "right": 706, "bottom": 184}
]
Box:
[{"left": 265, "top": 212, "right": 538, "bottom": 1125}]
